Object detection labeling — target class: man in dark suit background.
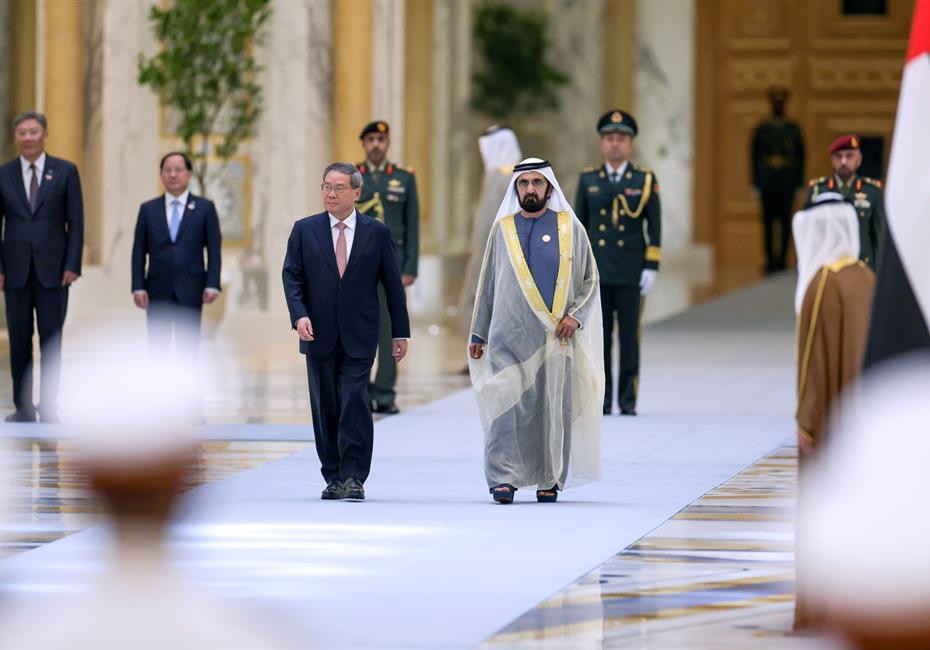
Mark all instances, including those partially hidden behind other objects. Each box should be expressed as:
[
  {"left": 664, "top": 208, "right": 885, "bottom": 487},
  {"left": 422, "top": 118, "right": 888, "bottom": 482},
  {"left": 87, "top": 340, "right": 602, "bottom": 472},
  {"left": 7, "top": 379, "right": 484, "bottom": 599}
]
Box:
[
  {"left": 282, "top": 162, "right": 410, "bottom": 501},
  {"left": 131, "top": 151, "right": 222, "bottom": 358},
  {"left": 0, "top": 111, "right": 83, "bottom": 422}
]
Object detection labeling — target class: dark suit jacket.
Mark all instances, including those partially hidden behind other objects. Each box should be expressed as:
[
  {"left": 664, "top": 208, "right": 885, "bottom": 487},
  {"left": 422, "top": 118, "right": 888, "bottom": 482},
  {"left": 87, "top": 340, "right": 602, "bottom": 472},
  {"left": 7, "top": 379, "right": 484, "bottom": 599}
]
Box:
[
  {"left": 282, "top": 211, "right": 410, "bottom": 359},
  {"left": 0, "top": 155, "right": 83, "bottom": 289},
  {"left": 131, "top": 193, "right": 222, "bottom": 307}
]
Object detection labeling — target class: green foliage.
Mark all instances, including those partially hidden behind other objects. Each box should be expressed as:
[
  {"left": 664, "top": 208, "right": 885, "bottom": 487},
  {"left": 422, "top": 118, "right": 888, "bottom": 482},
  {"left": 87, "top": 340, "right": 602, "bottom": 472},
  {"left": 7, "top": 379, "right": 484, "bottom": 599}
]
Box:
[
  {"left": 138, "top": 0, "right": 272, "bottom": 194},
  {"left": 471, "top": 3, "right": 569, "bottom": 120}
]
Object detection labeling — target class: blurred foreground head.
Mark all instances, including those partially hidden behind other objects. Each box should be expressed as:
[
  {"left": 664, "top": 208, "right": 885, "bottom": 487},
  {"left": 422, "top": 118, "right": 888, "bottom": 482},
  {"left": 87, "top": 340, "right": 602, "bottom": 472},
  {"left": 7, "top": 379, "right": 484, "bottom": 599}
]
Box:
[
  {"left": 797, "top": 354, "right": 930, "bottom": 649},
  {"left": 60, "top": 327, "right": 201, "bottom": 537}
]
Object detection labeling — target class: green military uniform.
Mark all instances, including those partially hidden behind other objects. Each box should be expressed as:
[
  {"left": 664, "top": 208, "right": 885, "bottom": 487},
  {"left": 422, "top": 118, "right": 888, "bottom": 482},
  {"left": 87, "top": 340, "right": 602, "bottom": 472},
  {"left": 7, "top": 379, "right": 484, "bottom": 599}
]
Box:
[
  {"left": 356, "top": 158, "right": 419, "bottom": 409},
  {"left": 751, "top": 116, "right": 805, "bottom": 272},
  {"left": 804, "top": 174, "right": 884, "bottom": 269},
  {"left": 575, "top": 148, "right": 661, "bottom": 414}
]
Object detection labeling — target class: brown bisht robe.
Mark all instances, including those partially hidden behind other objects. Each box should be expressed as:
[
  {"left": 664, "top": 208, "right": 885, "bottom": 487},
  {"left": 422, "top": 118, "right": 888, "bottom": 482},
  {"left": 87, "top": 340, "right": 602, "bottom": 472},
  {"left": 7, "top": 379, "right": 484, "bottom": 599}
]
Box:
[
  {"left": 796, "top": 259, "right": 875, "bottom": 449},
  {"left": 794, "top": 258, "right": 874, "bottom": 631}
]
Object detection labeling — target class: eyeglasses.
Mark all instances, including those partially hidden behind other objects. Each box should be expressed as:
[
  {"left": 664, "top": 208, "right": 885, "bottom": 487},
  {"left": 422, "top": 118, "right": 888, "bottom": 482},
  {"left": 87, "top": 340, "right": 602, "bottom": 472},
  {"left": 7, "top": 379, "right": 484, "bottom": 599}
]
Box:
[
  {"left": 516, "top": 178, "right": 548, "bottom": 189},
  {"left": 321, "top": 183, "right": 351, "bottom": 194}
]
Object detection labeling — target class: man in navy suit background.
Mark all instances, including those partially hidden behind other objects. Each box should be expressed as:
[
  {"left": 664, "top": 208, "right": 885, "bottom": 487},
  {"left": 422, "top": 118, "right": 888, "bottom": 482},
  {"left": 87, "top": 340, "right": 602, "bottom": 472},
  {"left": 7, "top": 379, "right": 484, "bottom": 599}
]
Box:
[
  {"left": 0, "top": 111, "right": 83, "bottom": 422},
  {"left": 131, "top": 152, "right": 222, "bottom": 357},
  {"left": 283, "top": 162, "right": 410, "bottom": 501}
]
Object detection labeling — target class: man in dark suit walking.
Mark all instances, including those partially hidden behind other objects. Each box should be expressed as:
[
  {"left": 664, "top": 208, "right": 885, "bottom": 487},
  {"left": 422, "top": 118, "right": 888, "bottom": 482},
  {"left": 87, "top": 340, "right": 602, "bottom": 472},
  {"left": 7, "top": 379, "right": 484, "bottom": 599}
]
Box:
[
  {"left": 283, "top": 162, "right": 410, "bottom": 501},
  {"left": 0, "top": 111, "right": 83, "bottom": 423},
  {"left": 131, "top": 152, "right": 222, "bottom": 357}
]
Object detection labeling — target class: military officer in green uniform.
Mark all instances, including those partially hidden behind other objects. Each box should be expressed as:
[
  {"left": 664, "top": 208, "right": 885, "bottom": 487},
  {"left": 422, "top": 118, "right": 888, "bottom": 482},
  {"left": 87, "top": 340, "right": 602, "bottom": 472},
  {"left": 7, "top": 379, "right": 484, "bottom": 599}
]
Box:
[
  {"left": 804, "top": 134, "right": 884, "bottom": 269},
  {"left": 750, "top": 86, "right": 806, "bottom": 273},
  {"left": 575, "top": 110, "right": 661, "bottom": 416},
  {"left": 356, "top": 120, "right": 419, "bottom": 414}
]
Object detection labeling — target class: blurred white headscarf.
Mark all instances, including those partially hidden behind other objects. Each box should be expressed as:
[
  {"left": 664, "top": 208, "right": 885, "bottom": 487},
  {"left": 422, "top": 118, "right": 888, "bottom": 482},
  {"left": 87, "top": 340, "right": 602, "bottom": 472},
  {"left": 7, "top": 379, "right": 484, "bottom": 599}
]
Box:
[
  {"left": 478, "top": 126, "right": 522, "bottom": 171},
  {"left": 792, "top": 192, "right": 860, "bottom": 314}
]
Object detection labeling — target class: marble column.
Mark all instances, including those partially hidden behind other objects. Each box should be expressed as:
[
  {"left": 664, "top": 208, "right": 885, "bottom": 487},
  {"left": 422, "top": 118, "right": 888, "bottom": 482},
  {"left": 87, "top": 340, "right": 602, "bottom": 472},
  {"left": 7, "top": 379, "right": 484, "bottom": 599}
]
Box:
[
  {"left": 332, "top": 0, "right": 371, "bottom": 163},
  {"left": 634, "top": 0, "right": 694, "bottom": 253},
  {"left": 10, "top": 0, "right": 36, "bottom": 116},
  {"left": 0, "top": 0, "right": 11, "bottom": 157},
  {"left": 404, "top": 0, "right": 433, "bottom": 251},
  {"left": 241, "top": 0, "right": 332, "bottom": 318},
  {"left": 371, "top": 0, "right": 405, "bottom": 162},
  {"left": 604, "top": 0, "right": 634, "bottom": 111},
  {"left": 67, "top": 0, "right": 160, "bottom": 320},
  {"left": 44, "top": 0, "right": 84, "bottom": 169},
  {"left": 544, "top": 0, "right": 605, "bottom": 204}
]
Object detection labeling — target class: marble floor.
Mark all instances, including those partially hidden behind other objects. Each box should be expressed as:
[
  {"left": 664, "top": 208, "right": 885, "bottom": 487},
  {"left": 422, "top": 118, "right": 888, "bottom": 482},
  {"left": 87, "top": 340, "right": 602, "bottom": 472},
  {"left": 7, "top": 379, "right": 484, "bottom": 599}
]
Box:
[{"left": 0, "top": 260, "right": 823, "bottom": 649}]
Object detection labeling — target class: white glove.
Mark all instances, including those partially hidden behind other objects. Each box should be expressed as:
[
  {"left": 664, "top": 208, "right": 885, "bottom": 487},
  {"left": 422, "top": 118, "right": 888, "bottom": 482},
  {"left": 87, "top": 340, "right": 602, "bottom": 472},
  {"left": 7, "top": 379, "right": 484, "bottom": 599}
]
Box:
[{"left": 639, "top": 269, "right": 657, "bottom": 296}]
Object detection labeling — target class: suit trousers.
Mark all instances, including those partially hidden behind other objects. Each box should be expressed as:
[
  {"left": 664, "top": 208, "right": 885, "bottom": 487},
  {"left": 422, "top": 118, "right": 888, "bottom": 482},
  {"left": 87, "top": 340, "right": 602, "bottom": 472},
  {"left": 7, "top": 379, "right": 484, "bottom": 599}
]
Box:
[
  {"left": 601, "top": 283, "right": 644, "bottom": 413},
  {"left": 147, "top": 296, "right": 202, "bottom": 359},
  {"left": 370, "top": 284, "right": 397, "bottom": 406},
  {"left": 3, "top": 262, "right": 69, "bottom": 415},
  {"left": 306, "top": 338, "right": 376, "bottom": 484}
]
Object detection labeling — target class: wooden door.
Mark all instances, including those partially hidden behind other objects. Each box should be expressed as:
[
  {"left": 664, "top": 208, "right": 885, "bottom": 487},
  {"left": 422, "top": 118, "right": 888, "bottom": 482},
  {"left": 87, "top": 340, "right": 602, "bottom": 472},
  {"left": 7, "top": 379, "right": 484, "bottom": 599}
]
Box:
[{"left": 695, "top": 0, "right": 914, "bottom": 267}]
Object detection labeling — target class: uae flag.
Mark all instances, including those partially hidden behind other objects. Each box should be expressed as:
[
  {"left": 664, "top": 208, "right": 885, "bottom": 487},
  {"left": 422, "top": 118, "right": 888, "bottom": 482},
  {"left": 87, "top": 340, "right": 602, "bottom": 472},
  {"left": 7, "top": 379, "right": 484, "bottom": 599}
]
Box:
[{"left": 863, "top": 0, "right": 930, "bottom": 368}]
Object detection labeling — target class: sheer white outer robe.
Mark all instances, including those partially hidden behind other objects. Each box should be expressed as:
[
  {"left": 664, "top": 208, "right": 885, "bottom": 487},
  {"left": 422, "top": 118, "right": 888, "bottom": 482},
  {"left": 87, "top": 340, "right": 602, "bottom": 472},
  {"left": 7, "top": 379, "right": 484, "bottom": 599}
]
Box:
[
  {"left": 468, "top": 162, "right": 604, "bottom": 489},
  {"left": 458, "top": 129, "right": 522, "bottom": 333}
]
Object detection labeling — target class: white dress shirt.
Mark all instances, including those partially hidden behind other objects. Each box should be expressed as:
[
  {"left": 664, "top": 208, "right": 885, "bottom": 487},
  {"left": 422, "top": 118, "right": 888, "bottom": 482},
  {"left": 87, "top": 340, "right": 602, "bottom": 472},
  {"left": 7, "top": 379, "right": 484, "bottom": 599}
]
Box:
[
  {"left": 606, "top": 161, "right": 629, "bottom": 181},
  {"left": 329, "top": 210, "right": 357, "bottom": 259},
  {"left": 165, "top": 190, "right": 190, "bottom": 230},
  {"left": 20, "top": 153, "right": 46, "bottom": 197},
  {"left": 327, "top": 210, "right": 408, "bottom": 341}
]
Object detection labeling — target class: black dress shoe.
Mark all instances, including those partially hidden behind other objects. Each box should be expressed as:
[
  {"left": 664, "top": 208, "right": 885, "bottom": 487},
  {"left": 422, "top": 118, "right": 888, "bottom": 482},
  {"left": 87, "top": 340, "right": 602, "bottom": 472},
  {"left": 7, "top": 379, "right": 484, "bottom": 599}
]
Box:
[
  {"left": 342, "top": 477, "right": 365, "bottom": 501},
  {"left": 5, "top": 410, "right": 36, "bottom": 423},
  {"left": 321, "top": 480, "right": 345, "bottom": 500},
  {"left": 620, "top": 408, "right": 637, "bottom": 416},
  {"left": 372, "top": 402, "right": 399, "bottom": 415},
  {"left": 602, "top": 406, "right": 611, "bottom": 415}
]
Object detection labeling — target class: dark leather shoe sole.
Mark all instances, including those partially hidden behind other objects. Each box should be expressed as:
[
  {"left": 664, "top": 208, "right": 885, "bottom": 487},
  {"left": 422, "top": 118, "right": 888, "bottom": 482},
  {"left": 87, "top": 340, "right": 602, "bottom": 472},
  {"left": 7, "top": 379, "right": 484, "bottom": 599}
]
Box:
[
  {"left": 5, "top": 411, "right": 36, "bottom": 423},
  {"left": 620, "top": 409, "right": 637, "bottom": 416},
  {"left": 372, "top": 403, "right": 399, "bottom": 415},
  {"left": 321, "top": 490, "right": 344, "bottom": 500}
]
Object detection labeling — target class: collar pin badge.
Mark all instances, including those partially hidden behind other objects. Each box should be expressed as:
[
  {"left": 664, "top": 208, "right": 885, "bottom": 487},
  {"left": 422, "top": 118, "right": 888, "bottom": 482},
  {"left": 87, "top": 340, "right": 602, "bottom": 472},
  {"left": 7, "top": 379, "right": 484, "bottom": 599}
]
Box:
[
  {"left": 542, "top": 234, "right": 551, "bottom": 243},
  {"left": 188, "top": 201, "right": 195, "bottom": 210}
]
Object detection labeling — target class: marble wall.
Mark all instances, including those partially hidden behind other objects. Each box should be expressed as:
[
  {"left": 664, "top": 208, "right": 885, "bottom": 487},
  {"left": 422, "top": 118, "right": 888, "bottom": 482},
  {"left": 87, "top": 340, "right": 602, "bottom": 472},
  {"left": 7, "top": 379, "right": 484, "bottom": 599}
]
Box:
[
  {"left": 241, "top": 0, "right": 332, "bottom": 319},
  {"left": 69, "top": 0, "right": 160, "bottom": 322},
  {"left": 634, "top": 0, "right": 695, "bottom": 254}
]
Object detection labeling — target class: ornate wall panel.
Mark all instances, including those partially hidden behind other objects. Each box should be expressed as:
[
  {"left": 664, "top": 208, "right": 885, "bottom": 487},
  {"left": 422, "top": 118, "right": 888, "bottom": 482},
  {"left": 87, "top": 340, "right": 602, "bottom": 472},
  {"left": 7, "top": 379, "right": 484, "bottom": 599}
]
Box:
[{"left": 695, "top": 0, "right": 913, "bottom": 266}]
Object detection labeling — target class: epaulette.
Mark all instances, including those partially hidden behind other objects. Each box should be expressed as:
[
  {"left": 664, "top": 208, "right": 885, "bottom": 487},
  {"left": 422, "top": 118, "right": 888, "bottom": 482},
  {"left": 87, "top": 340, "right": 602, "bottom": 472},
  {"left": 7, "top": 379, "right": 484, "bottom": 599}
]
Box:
[
  {"left": 394, "top": 163, "right": 414, "bottom": 174},
  {"left": 631, "top": 163, "right": 654, "bottom": 174},
  {"left": 861, "top": 176, "right": 882, "bottom": 188},
  {"left": 581, "top": 166, "right": 598, "bottom": 173},
  {"left": 808, "top": 176, "right": 827, "bottom": 187}
]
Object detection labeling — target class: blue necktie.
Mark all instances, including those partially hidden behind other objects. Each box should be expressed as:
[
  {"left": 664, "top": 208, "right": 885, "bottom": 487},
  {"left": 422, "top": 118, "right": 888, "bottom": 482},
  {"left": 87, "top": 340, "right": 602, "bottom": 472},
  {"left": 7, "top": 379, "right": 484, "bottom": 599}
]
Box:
[{"left": 169, "top": 199, "right": 181, "bottom": 242}]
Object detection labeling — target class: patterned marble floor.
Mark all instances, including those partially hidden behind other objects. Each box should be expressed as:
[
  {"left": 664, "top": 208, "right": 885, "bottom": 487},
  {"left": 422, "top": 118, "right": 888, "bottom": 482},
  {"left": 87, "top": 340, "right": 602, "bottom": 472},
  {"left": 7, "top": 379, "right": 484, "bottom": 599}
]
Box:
[
  {"left": 0, "top": 439, "right": 310, "bottom": 559},
  {"left": 483, "top": 446, "right": 832, "bottom": 649}
]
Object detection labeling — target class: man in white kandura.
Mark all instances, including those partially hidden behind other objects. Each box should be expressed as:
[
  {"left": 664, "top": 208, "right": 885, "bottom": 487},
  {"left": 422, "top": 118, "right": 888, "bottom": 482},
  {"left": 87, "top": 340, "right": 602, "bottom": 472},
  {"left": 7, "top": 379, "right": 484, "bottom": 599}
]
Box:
[{"left": 468, "top": 158, "right": 604, "bottom": 504}]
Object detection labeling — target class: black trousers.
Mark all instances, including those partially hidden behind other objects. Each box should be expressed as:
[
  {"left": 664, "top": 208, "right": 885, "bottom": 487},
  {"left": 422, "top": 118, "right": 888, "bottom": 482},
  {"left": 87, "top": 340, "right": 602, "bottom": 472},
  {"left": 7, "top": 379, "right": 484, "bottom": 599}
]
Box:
[
  {"left": 370, "top": 284, "right": 397, "bottom": 406},
  {"left": 306, "top": 338, "right": 376, "bottom": 484},
  {"left": 760, "top": 186, "right": 794, "bottom": 271},
  {"left": 601, "top": 283, "right": 643, "bottom": 412},
  {"left": 147, "top": 296, "right": 202, "bottom": 358},
  {"left": 3, "top": 263, "right": 69, "bottom": 416}
]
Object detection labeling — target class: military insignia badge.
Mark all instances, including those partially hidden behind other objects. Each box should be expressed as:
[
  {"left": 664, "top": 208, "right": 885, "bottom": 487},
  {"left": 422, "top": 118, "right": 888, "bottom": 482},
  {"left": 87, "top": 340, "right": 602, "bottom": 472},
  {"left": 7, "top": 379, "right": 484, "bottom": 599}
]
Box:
[
  {"left": 388, "top": 179, "right": 402, "bottom": 187},
  {"left": 611, "top": 111, "right": 622, "bottom": 123},
  {"left": 851, "top": 136, "right": 858, "bottom": 148},
  {"left": 377, "top": 122, "right": 387, "bottom": 132}
]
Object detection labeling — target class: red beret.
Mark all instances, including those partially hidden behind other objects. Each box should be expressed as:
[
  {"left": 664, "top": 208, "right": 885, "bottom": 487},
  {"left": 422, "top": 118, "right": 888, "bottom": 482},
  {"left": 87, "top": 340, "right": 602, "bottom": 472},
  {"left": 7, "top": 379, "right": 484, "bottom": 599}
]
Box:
[{"left": 828, "top": 134, "right": 861, "bottom": 155}]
